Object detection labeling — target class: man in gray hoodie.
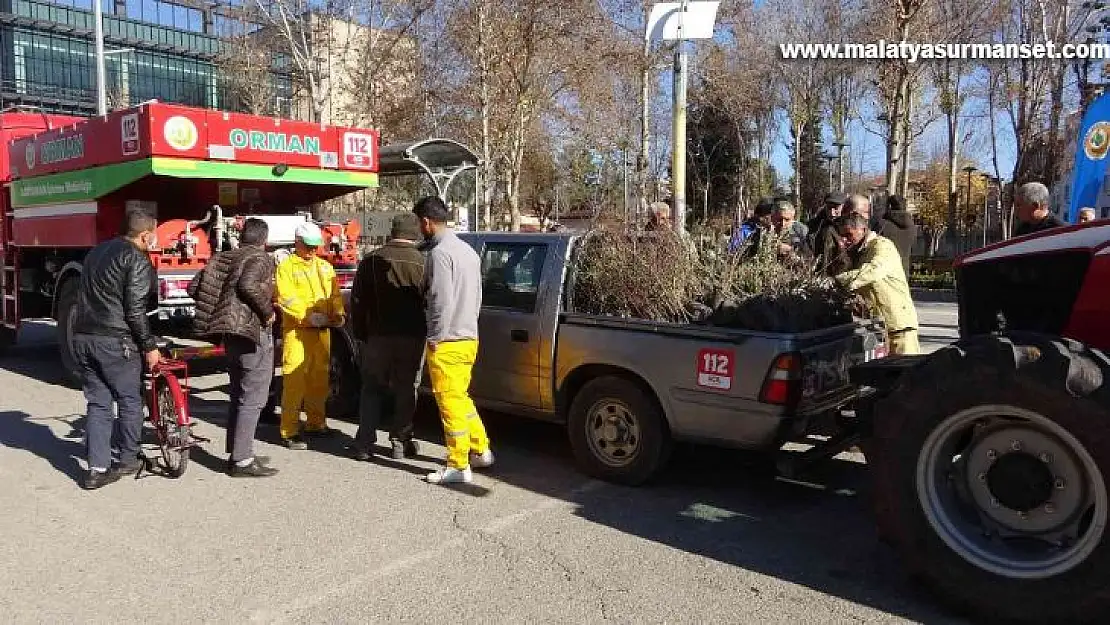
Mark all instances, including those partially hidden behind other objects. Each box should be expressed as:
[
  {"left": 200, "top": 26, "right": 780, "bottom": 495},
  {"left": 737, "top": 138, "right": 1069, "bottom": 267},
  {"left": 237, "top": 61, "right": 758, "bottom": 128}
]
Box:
[{"left": 414, "top": 196, "right": 494, "bottom": 485}]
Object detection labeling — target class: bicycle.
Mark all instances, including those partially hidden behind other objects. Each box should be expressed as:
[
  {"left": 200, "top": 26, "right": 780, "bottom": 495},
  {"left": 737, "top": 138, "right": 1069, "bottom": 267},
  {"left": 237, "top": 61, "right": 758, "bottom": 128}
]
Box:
[{"left": 138, "top": 343, "right": 207, "bottom": 478}]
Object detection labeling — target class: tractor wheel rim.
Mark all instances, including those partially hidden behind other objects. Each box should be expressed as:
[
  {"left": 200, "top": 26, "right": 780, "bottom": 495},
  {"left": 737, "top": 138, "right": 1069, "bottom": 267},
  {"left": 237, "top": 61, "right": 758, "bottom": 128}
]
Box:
[
  {"left": 917, "top": 404, "right": 1108, "bottom": 580},
  {"left": 586, "top": 399, "right": 641, "bottom": 468}
]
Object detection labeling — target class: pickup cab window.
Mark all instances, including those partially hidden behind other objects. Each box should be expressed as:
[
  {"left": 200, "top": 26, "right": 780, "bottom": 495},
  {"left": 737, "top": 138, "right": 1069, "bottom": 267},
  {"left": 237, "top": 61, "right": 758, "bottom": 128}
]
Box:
[{"left": 480, "top": 243, "right": 548, "bottom": 312}]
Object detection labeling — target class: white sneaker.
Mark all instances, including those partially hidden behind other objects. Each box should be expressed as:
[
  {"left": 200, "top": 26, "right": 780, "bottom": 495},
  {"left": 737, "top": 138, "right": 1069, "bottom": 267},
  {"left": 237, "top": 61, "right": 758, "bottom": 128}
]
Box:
[
  {"left": 426, "top": 466, "right": 473, "bottom": 484},
  {"left": 470, "top": 450, "right": 495, "bottom": 469}
]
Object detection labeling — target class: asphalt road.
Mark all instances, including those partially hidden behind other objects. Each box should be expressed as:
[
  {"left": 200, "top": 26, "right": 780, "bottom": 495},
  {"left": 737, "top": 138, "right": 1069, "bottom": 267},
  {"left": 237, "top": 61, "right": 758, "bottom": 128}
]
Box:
[{"left": 0, "top": 304, "right": 967, "bottom": 624}]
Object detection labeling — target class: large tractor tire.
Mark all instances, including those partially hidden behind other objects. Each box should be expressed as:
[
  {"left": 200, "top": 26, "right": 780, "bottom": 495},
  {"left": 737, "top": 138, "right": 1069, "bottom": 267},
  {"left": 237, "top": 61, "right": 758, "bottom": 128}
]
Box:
[
  {"left": 55, "top": 278, "right": 82, "bottom": 388},
  {"left": 567, "top": 375, "right": 673, "bottom": 486},
  {"left": 868, "top": 333, "right": 1110, "bottom": 623}
]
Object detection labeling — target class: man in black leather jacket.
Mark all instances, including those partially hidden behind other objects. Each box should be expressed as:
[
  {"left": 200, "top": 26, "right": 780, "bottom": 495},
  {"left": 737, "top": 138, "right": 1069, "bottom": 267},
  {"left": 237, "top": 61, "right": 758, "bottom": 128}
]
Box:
[
  {"left": 73, "top": 210, "right": 161, "bottom": 490},
  {"left": 189, "top": 218, "right": 278, "bottom": 478}
]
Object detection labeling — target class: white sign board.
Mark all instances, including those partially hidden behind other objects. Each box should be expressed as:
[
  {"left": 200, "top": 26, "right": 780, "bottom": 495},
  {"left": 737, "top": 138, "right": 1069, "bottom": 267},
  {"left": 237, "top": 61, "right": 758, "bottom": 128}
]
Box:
[
  {"left": 646, "top": 2, "right": 720, "bottom": 41},
  {"left": 456, "top": 206, "right": 471, "bottom": 232}
]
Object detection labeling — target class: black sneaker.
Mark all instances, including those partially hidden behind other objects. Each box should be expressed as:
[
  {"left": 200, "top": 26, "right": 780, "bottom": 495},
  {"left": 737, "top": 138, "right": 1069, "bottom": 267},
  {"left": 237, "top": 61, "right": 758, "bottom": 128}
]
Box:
[
  {"left": 111, "top": 459, "right": 144, "bottom": 477},
  {"left": 282, "top": 436, "right": 308, "bottom": 450},
  {"left": 349, "top": 445, "right": 374, "bottom": 462},
  {"left": 229, "top": 459, "right": 279, "bottom": 478},
  {"left": 82, "top": 470, "right": 122, "bottom": 491},
  {"left": 391, "top": 439, "right": 420, "bottom": 460}
]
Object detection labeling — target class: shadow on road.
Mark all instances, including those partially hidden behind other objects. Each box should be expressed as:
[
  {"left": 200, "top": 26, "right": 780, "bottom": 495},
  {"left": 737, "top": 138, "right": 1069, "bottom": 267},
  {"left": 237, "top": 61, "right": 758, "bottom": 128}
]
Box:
[
  {"left": 0, "top": 411, "right": 85, "bottom": 484},
  {"left": 4, "top": 335, "right": 963, "bottom": 622}
]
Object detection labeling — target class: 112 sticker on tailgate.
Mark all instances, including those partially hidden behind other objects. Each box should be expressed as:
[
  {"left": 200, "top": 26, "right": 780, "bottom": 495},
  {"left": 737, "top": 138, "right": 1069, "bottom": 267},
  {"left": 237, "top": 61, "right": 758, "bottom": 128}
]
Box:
[{"left": 697, "top": 348, "right": 734, "bottom": 391}]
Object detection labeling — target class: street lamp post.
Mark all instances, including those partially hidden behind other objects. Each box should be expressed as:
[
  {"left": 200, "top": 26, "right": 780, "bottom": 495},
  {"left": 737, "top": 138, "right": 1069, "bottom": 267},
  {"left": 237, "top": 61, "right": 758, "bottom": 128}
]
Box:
[{"left": 963, "top": 165, "right": 977, "bottom": 254}]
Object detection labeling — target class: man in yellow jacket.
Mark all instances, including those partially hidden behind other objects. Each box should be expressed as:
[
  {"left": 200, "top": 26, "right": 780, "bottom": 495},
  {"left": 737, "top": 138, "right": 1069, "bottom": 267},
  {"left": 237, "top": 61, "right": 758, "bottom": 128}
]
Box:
[
  {"left": 835, "top": 213, "right": 920, "bottom": 355},
  {"left": 275, "top": 222, "right": 345, "bottom": 449}
]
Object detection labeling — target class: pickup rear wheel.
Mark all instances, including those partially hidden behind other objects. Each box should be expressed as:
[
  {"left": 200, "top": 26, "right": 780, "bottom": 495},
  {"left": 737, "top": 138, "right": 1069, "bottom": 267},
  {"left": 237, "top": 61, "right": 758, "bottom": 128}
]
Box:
[
  {"left": 869, "top": 334, "right": 1110, "bottom": 623},
  {"left": 568, "top": 375, "right": 672, "bottom": 486}
]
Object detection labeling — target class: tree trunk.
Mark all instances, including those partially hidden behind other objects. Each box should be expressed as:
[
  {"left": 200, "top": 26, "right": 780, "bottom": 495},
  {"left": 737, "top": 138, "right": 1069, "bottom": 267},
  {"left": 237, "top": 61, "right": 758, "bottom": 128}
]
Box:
[
  {"left": 792, "top": 118, "right": 803, "bottom": 205},
  {"left": 988, "top": 68, "right": 1007, "bottom": 240},
  {"left": 477, "top": 1, "right": 493, "bottom": 230},
  {"left": 899, "top": 91, "right": 912, "bottom": 198},
  {"left": 638, "top": 12, "right": 652, "bottom": 220}
]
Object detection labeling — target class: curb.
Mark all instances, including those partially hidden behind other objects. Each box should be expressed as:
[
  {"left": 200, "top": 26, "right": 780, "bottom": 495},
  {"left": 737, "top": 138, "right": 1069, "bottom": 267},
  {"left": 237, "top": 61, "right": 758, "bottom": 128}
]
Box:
[{"left": 911, "top": 287, "right": 957, "bottom": 303}]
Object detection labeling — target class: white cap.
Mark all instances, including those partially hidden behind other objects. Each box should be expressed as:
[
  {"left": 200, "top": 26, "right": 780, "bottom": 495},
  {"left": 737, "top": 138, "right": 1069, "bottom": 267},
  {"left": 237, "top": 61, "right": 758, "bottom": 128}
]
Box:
[{"left": 294, "top": 222, "right": 323, "bottom": 246}]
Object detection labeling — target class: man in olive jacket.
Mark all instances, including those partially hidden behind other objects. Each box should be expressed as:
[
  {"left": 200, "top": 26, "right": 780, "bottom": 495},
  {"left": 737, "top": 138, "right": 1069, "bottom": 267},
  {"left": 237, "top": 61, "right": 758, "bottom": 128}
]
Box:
[
  {"left": 835, "top": 213, "right": 920, "bottom": 355},
  {"left": 349, "top": 214, "right": 427, "bottom": 461},
  {"left": 189, "top": 218, "right": 278, "bottom": 477}
]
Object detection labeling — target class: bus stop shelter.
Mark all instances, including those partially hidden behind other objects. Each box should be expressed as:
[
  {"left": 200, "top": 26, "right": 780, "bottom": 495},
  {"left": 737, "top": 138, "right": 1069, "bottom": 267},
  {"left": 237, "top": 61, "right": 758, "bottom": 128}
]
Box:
[{"left": 377, "top": 138, "right": 480, "bottom": 202}]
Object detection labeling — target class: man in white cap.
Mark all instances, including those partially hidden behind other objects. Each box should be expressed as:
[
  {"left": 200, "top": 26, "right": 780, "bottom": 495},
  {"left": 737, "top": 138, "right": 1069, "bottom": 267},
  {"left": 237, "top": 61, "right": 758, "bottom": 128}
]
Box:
[{"left": 274, "top": 221, "right": 345, "bottom": 449}]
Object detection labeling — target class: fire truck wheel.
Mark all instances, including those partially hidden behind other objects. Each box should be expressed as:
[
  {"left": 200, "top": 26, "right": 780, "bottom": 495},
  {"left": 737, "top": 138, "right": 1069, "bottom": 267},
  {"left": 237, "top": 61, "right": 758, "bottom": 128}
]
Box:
[
  {"left": 869, "top": 333, "right": 1110, "bottom": 624},
  {"left": 56, "top": 278, "right": 82, "bottom": 388}
]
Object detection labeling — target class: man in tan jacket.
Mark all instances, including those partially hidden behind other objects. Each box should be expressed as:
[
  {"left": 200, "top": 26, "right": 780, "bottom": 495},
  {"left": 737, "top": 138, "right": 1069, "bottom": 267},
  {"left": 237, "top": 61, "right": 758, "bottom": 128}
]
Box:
[{"left": 835, "top": 213, "right": 920, "bottom": 355}]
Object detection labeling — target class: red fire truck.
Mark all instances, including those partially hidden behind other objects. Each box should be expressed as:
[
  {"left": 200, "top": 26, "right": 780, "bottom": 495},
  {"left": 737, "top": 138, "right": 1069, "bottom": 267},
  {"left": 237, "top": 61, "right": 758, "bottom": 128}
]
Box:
[{"left": 0, "top": 102, "right": 380, "bottom": 382}]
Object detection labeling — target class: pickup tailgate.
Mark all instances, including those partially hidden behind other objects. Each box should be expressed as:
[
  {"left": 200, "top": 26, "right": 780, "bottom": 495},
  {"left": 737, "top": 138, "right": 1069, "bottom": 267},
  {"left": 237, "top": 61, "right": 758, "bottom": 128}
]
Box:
[{"left": 799, "top": 320, "right": 886, "bottom": 412}]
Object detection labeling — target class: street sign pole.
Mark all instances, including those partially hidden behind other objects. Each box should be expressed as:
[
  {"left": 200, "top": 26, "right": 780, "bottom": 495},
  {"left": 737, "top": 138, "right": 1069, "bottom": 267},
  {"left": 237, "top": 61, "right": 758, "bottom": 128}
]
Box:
[
  {"left": 672, "top": 17, "right": 688, "bottom": 234},
  {"left": 647, "top": 1, "right": 719, "bottom": 235}
]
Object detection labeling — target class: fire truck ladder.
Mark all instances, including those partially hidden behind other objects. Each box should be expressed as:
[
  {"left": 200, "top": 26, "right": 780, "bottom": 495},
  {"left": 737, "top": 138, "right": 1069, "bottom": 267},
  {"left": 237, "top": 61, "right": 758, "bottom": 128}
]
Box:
[{"left": 1, "top": 207, "right": 16, "bottom": 329}]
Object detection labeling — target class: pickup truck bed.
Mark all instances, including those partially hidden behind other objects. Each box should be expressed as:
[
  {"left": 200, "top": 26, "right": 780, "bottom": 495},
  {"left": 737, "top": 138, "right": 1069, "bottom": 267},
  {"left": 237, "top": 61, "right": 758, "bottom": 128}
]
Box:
[{"left": 450, "top": 232, "right": 884, "bottom": 484}]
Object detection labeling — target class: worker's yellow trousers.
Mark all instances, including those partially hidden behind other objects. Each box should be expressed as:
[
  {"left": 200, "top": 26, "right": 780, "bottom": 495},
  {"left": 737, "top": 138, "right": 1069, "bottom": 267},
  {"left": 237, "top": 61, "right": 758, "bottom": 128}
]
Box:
[
  {"left": 426, "top": 340, "right": 489, "bottom": 469},
  {"left": 280, "top": 326, "right": 331, "bottom": 439}
]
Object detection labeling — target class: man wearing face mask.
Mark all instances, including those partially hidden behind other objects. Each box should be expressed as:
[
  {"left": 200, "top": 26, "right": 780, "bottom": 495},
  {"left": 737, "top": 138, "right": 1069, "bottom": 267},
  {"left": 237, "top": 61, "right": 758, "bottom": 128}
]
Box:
[
  {"left": 73, "top": 209, "right": 161, "bottom": 490},
  {"left": 274, "top": 222, "right": 346, "bottom": 449}
]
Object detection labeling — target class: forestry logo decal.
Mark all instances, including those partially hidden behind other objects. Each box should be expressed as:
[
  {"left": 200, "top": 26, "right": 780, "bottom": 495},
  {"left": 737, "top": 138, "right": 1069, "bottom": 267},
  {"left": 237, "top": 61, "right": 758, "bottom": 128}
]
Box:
[
  {"left": 1084, "top": 122, "right": 1110, "bottom": 160},
  {"left": 163, "top": 116, "right": 199, "bottom": 151}
]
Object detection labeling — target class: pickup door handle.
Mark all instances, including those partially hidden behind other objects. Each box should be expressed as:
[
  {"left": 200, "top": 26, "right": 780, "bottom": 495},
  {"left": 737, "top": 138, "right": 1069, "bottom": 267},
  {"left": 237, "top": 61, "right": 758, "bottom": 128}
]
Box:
[{"left": 510, "top": 329, "right": 529, "bottom": 343}]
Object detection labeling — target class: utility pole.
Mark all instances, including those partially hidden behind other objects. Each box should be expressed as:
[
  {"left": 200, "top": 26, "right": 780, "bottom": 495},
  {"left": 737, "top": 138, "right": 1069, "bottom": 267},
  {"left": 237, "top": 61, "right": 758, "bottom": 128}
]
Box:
[
  {"left": 671, "top": 0, "right": 689, "bottom": 234},
  {"left": 94, "top": 0, "right": 108, "bottom": 116}
]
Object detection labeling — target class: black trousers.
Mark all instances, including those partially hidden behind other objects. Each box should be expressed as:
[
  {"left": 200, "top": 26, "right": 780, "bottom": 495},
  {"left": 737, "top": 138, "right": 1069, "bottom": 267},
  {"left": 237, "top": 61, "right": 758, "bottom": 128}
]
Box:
[
  {"left": 353, "top": 335, "right": 424, "bottom": 448},
  {"left": 74, "top": 334, "right": 144, "bottom": 471}
]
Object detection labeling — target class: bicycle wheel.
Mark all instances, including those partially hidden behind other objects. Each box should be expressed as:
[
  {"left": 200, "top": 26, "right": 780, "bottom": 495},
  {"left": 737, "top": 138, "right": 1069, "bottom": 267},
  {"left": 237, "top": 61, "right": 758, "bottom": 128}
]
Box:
[{"left": 153, "top": 379, "right": 190, "bottom": 478}]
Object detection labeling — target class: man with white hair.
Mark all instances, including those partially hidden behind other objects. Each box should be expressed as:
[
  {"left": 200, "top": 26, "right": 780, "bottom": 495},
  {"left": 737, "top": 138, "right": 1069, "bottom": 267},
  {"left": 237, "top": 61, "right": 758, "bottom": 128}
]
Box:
[
  {"left": 846, "top": 194, "right": 872, "bottom": 221},
  {"left": 1014, "top": 182, "right": 1064, "bottom": 237}
]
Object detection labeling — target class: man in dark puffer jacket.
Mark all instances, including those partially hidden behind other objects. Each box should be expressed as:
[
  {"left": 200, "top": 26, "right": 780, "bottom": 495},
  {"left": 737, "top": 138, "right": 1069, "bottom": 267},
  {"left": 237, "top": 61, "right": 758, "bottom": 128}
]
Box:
[{"left": 189, "top": 218, "right": 279, "bottom": 477}]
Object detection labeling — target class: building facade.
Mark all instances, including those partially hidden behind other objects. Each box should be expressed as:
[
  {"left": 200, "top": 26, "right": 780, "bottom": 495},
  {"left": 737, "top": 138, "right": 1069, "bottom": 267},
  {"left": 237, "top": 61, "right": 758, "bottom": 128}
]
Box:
[{"left": 0, "top": 0, "right": 243, "bottom": 115}]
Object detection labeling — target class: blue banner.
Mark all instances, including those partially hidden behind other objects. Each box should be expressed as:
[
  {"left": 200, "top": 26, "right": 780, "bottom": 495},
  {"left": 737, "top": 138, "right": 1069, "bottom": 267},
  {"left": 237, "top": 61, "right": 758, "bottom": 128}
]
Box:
[{"left": 1068, "top": 91, "right": 1110, "bottom": 223}]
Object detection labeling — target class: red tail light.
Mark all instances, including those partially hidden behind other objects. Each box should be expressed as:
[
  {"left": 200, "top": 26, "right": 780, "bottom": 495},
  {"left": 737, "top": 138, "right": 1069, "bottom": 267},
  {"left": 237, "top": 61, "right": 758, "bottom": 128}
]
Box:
[
  {"left": 760, "top": 353, "right": 802, "bottom": 406},
  {"left": 336, "top": 271, "right": 355, "bottom": 290},
  {"left": 159, "top": 277, "right": 192, "bottom": 300}
]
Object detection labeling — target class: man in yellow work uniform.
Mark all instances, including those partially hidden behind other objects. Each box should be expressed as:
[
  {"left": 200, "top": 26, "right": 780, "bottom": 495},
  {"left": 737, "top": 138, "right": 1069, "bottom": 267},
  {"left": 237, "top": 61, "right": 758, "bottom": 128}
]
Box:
[
  {"left": 275, "top": 222, "right": 345, "bottom": 449},
  {"left": 836, "top": 213, "right": 920, "bottom": 355},
  {"left": 414, "top": 196, "right": 493, "bottom": 485}
]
